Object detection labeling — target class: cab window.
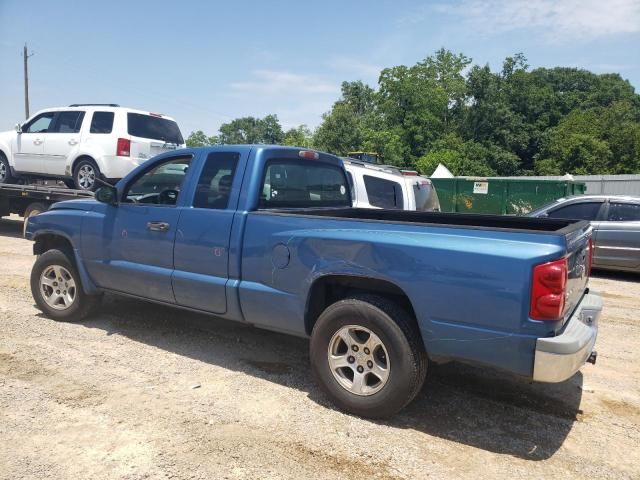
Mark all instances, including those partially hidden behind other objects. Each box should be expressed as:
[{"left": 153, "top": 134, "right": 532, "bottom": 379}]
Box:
[
  {"left": 193, "top": 152, "right": 239, "bottom": 210},
  {"left": 608, "top": 203, "right": 640, "bottom": 221},
  {"left": 23, "top": 112, "right": 56, "bottom": 133},
  {"left": 123, "top": 156, "right": 192, "bottom": 206},
  {"left": 547, "top": 202, "right": 603, "bottom": 221}
]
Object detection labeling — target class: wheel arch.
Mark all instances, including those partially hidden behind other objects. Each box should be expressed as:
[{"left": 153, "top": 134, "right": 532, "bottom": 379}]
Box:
[
  {"left": 304, "top": 274, "right": 421, "bottom": 339},
  {"left": 32, "top": 232, "right": 99, "bottom": 294},
  {"left": 71, "top": 154, "right": 99, "bottom": 176}
]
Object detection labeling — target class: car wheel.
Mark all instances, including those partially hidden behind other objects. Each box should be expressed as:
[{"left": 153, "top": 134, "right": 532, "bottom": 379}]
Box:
[
  {"left": 62, "top": 179, "right": 75, "bottom": 189},
  {"left": 0, "top": 153, "right": 15, "bottom": 184},
  {"left": 73, "top": 158, "right": 101, "bottom": 191},
  {"left": 310, "top": 294, "right": 428, "bottom": 418},
  {"left": 30, "top": 249, "right": 100, "bottom": 322},
  {"left": 22, "top": 202, "right": 48, "bottom": 238}
]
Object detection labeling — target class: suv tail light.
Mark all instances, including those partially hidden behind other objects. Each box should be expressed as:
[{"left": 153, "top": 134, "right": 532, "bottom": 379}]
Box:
[
  {"left": 117, "top": 138, "right": 130, "bottom": 157},
  {"left": 530, "top": 257, "right": 568, "bottom": 321}
]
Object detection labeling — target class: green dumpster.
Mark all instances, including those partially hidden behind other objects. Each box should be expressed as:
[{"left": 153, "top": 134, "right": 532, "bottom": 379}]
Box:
[{"left": 431, "top": 177, "right": 586, "bottom": 215}]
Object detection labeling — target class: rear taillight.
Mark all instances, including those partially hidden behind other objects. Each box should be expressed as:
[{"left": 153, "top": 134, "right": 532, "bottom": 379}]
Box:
[
  {"left": 117, "top": 138, "right": 130, "bottom": 157},
  {"left": 530, "top": 257, "right": 568, "bottom": 321},
  {"left": 587, "top": 238, "right": 594, "bottom": 276}
]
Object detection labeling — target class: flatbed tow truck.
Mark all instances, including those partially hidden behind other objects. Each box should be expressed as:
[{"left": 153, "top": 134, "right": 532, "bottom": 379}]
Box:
[{"left": 0, "top": 183, "right": 93, "bottom": 236}]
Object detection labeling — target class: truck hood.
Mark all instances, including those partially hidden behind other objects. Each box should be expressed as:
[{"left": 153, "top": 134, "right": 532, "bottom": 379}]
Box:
[{"left": 50, "top": 199, "right": 98, "bottom": 212}]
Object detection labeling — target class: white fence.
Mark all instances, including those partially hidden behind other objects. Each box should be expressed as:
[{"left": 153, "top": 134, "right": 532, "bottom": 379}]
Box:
[{"left": 492, "top": 175, "right": 640, "bottom": 196}]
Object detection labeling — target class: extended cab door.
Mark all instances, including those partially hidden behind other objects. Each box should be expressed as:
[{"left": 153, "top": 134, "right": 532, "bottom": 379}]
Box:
[
  {"left": 171, "top": 151, "right": 242, "bottom": 314},
  {"left": 92, "top": 154, "right": 194, "bottom": 303},
  {"left": 594, "top": 201, "right": 640, "bottom": 270},
  {"left": 12, "top": 112, "right": 55, "bottom": 173},
  {"left": 42, "top": 110, "right": 85, "bottom": 175}
]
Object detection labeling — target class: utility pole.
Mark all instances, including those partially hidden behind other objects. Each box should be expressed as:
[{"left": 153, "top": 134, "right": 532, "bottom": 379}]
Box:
[{"left": 23, "top": 43, "right": 34, "bottom": 119}]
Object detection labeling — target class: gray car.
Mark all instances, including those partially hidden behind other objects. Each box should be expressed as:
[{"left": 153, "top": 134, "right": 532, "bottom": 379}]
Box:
[{"left": 529, "top": 195, "right": 640, "bottom": 273}]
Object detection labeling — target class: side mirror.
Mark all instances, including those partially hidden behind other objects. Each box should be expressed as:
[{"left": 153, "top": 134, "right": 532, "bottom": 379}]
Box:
[
  {"left": 15, "top": 123, "right": 22, "bottom": 133},
  {"left": 95, "top": 186, "right": 118, "bottom": 205}
]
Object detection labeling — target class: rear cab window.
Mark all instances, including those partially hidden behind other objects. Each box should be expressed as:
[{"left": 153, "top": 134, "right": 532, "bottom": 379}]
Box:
[
  {"left": 127, "top": 113, "right": 184, "bottom": 144},
  {"left": 259, "top": 160, "right": 351, "bottom": 209}
]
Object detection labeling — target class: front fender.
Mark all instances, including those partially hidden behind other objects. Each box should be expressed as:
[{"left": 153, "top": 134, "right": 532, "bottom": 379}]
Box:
[{"left": 29, "top": 212, "right": 99, "bottom": 295}]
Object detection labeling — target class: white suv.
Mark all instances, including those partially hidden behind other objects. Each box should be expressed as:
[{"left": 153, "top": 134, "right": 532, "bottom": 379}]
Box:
[
  {"left": 343, "top": 158, "right": 440, "bottom": 211},
  {"left": 0, "top": 104, "right": 185, "bottom": 191}
]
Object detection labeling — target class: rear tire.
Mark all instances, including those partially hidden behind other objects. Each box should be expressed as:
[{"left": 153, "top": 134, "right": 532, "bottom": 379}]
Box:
[
  {"left": 0, "top": 153, "right": 15, "bottom": 184},
  {"left": 23, "top": 202, "right": 48, "bottom": 238},
  {"left": 310, "top": 294, "right": 428, "bottom": 418},
  {"left": 30, "top": 249, "right": 100, "bottom": 322},
  {"left": 73, "top": 158, "right": 101, "bottom": 191}
]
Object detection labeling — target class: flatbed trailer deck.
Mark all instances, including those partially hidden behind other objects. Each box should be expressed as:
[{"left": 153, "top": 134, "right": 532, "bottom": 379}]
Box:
[{"left": 0, "top": 184, "right": 93, "bottom": 235}]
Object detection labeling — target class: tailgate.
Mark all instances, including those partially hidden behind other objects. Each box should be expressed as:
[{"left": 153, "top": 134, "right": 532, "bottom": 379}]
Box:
[{"left": 563, "top": 221, "right": 593, "bottom": 324}]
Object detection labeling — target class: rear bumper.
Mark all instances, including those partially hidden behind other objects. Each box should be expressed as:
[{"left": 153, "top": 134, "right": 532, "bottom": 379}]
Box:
[{"left": 533, "top": 292, "right": 602, "bottom": 382}]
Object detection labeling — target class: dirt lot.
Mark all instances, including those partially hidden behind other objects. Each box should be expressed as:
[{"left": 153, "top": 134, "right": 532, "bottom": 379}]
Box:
[{"left": 0, "top": 215, "right": 639, "bottom": 480}]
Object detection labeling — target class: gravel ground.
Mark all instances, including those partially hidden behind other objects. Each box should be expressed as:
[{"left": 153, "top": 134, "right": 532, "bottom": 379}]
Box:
[{"left": 0, "top": 215, "right": 639, "bottom": 479}]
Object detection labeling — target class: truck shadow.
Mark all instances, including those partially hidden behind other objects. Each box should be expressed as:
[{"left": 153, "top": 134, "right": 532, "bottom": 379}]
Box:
[
  {"left": 0, "top": 218, "right": 25, "bottom": 239},
  {"left": 80, "top": 294, "right": 582, "bottom": 461}
]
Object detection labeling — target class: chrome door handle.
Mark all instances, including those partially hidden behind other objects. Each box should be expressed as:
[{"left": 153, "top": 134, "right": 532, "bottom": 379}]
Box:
[
  {"left": 68, "top": 139, "right": 78, "bottom": 146},
  {"left": 147, "top": 221, "right": 170, "bottom": 232},
  {"left": 33, "top": 139, "right": 43, "bottom": 145}
]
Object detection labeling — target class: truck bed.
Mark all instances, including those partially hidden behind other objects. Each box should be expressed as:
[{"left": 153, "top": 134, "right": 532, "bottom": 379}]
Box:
[{"left": 266, "top": 207, "right": 584, "bottom": 234}]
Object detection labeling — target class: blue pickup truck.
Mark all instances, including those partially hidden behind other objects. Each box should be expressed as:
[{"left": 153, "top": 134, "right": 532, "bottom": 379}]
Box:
[{"left": 26, "top": 146, "right": 601, "bottom": 418}]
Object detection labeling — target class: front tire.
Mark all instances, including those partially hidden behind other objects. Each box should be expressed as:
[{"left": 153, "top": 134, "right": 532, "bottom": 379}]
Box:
[
  {"left": 73, "top": 158, "right": 101, "bottom": 191},
  {"left": 310, "top": 295, "right": 428, "bottom": 418},
  {"left": 30, "top": 249, "right": 100, "bottom": 322},
  {"left": 0, "top": 153, "right": 15, "bottom": 184}
]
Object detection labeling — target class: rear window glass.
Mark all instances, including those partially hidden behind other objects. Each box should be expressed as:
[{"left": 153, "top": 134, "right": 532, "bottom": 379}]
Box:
[
  {"left": 260, "top": 160, "right": 350, "bottom": 209},
  {"left": 363, "top": 175, "right": 404, "bottom": 209},
  {"left": 90, "top": 111, "right": 114, "bottom": 134},
  {"left": 127, "top": 113, "right": 184, "bottom": 144},
  {"left": 608, "top": 203, "right": 640, "bottom": 221},
  {"left": 413, "top": 181, "right": 440, "bottom": 212},
  {"left": 548, "top": 202, "right": 602, "bottom": 220}
]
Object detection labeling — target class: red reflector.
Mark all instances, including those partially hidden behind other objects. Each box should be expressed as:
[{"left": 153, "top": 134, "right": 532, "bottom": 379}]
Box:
[
  {"left": 401, "top": 170, "right": 419, "bottom": 176},
  {"left": 117, "top": 138, "right": 131, "bottom": 157},
  {"left": 299, "top": 150, "right": 319, "bottom": 160},
  {"left": 530, "top": 257, "right": 568, "bottom": 321}
]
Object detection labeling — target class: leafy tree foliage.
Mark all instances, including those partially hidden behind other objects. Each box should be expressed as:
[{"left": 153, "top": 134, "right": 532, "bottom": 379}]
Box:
[
  {"left": 185, "top": 130, "right": 218, "bottom": 147},
  {"left": 186, "top": 50, "right": 639, "bottom": 176},
  {"left": 218, "top": 114, "right": 284, "bottom": 144}
]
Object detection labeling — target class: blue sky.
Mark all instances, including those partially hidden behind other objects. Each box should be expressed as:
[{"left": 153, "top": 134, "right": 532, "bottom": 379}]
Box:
[{"left": 1, "top": 0, "right": 639, "bottom": 136}]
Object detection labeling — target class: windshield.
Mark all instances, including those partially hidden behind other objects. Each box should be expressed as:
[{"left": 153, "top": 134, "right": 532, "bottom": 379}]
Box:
[{"left": 127, "top": 113, "right": 184, "bottom": 144}]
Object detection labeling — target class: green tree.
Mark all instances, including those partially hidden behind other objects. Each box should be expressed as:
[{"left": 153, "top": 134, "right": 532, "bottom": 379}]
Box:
[
  {"left": 283, "top": 125, "right": 313, "bottom": 148},
  {"left": 185, "top": 130, "right": 218, "bottom": 147},
  {"left": 218, "top": 115, "right": 284, "bottom": 144}
]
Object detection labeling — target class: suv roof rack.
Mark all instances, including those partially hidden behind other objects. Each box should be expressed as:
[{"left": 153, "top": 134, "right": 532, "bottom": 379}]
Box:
[{"left": 68, "top": 103, "right": 120, "bottom": 107}]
